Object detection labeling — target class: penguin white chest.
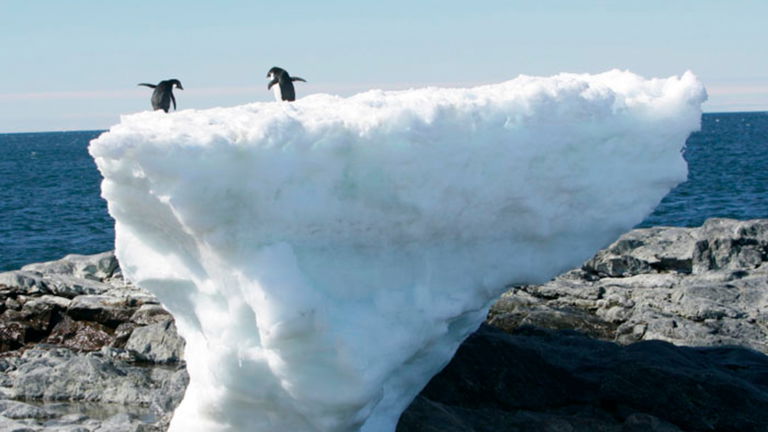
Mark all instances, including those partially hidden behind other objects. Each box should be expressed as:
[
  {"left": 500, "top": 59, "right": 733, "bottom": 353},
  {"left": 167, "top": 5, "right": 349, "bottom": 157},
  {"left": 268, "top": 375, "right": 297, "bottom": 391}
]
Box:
[{"left": 268, "top": 73, "right": 282, "bottom": 102}]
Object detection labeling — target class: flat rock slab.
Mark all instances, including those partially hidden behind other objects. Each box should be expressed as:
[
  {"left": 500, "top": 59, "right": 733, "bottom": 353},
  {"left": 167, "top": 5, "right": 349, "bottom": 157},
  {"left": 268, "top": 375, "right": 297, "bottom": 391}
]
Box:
[{"left": 490, "top": 218, "right": 768, "bottom": 353}]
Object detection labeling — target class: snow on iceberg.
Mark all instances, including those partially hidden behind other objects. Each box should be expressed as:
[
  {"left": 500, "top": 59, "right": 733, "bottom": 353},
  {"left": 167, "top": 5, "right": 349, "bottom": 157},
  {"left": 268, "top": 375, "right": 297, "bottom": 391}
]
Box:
[{"left": 89, "top": 70, "right": 706, "bottom": 432}]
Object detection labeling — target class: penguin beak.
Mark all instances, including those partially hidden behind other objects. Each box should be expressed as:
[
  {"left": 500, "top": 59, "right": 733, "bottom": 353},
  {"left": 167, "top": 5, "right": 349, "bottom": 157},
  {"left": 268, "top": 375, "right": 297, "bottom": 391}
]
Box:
[{"left": 177, "top": 84, "right": 184, "bottom": 90}]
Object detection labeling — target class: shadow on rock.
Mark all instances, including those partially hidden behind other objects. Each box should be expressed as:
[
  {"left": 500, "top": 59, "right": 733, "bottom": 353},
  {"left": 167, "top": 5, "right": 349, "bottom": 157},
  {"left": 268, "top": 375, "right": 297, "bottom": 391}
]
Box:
[{"left": 398, "top": 324, "right": 768, "bottom": 432}]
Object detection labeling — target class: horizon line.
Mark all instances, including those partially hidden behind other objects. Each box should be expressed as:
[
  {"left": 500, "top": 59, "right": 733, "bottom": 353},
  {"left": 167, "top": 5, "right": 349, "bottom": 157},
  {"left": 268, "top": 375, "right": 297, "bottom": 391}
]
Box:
[{"left": 2, "top": 109, "right": 766, "bottom": 135}]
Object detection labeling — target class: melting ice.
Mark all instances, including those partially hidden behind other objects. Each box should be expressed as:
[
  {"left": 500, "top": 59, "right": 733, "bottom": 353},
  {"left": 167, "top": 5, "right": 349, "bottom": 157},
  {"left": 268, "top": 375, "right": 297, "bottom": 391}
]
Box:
[{"left": 89, "top": 70, "right": 706, "bottom": 432}]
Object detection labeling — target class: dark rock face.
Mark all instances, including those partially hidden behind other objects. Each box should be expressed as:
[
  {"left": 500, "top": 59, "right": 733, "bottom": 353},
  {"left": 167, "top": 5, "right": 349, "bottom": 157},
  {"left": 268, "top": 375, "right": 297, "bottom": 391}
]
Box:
[
  {"left": 3, "top": 218, "right": 768, "bottom": 431},
  {"left": 398, "top": 325, "right": 768, "bottom": 432}
]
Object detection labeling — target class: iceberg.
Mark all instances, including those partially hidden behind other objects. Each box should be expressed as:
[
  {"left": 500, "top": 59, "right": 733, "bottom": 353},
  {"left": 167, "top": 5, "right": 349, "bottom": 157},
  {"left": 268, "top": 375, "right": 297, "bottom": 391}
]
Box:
[{"left": 89, "top": 70, "right": 706, "bottom": 432}]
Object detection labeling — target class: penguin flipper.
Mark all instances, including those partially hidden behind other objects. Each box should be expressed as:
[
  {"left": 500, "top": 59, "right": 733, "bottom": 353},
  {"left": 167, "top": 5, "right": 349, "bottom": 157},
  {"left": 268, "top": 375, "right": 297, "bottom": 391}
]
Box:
[
  {"left": 268, "top": 78, "right": 278, "bottom": 90},
  {"left": 291, "top": 77, "right": 307, "bottom": 83},
  {"left": 138, "top": 83, "right": 157, "bottom": 88},
  {"left": 171, "top": 93, "right": 177, "bottom": 111}
]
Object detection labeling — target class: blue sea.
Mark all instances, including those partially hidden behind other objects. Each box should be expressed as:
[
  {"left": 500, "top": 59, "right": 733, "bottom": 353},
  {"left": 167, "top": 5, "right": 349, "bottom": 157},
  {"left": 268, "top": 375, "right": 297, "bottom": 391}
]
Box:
[{"left": 1, "top": 112, "right": 767, "bottom": 272}]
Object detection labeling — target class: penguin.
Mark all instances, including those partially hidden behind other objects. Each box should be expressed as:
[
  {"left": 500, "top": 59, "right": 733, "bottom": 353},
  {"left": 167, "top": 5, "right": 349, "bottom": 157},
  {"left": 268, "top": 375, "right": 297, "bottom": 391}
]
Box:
[
  {"left": 137, "top": 79, "right": 184, "bottom": 112},
  {"left": 266, "top": 67, "right": 306, "bottom": 102}
]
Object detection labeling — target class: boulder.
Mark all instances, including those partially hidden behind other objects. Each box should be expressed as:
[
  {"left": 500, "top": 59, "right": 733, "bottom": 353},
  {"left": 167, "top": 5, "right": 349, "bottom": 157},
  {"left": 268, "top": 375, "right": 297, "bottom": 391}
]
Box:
[
  {"left": 130, "top": 304, "right": 173, "bottom": 326},
  {"left": 125, "top": 320, "right": 184, "bottom": 364},
  {"left": 21, "top": 252, "right": 118, "bottom": 282},
  {"left": 692, "top": 218, "right": 768, "bottom": 273}
]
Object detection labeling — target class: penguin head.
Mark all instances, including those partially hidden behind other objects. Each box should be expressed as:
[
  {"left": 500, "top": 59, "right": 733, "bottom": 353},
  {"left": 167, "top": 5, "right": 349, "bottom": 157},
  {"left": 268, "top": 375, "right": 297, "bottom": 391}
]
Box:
[
  {"left": 267, "top": 67, "right": 286, "bottom": 80},
  {"left": 168, "top": 79, "right": 184, "bottom": 90}
]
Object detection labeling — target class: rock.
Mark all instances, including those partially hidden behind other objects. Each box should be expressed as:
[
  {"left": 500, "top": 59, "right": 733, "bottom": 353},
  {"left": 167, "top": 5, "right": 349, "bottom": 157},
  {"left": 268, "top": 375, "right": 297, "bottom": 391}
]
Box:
[
  {"left": 130, "top": 305, "right": 172, "bottom": 326},
  {"left": 42, "top": 275, "right": 112, "bottom": 298},
  {"left": 6, "top": 297, "right": 24, "bottom": 311},
  {"left": 102, "top": 286, "right": 159, "bottom": 309},
  {"left": 7, "top": 346, "right": 187, "bottom": 408},
  {"left": 19, "top": 296, "right": 69, "bottom": 334},
  {"left": 0, "top": 321, "right": 30, "bottom": 352},
  {"left": 0, "top": 400, "right": 54, "bottom": 420},
  {"left": 21, "top": 252, "right": 118, "bottom": 282},
  {"left": 0, "top": 415, "right": 39, "bottom": 431},
  {"left": 583, "top": 226, "right": 695, "bottom": 277},
  {"left": 692, "top": 218, "right": 768, "bottom": 273},
  {"left": 111, "top": 323, "right": 137, "bottom": 349},
  {"left": 45, "top": 316, "right": 113, "bottom": 351},
  {"left": 0, "top": 252, "right": 188, "bottom": 431},
  {"left": 396, "top": 397, "right": 473, "bottom": 432},
  {"left": 398, "top": 325, "right": 768, "bottom": 432},
  {"left": 125, "top": 320, "right": 184, "bottom": 364},
  {"left": 491, "top": 218, "right": 768, "bottom": 354},
  {"left": 622, "top": 413, "right": 685, "bottom": 432},
  {"left": 67, "top": 296, "right": 135, "bottom": 328},
  {"left": 0, "top": 272, "right": 49, "bottom": 296}
]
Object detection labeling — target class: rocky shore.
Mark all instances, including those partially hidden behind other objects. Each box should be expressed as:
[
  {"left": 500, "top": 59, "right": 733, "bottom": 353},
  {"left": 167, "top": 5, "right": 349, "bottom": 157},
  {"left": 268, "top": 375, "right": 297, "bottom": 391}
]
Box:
[
  {"left": 0, "top": 252, "right": 186, "bottom": 431},
  {"left": 2, "top": 218, "right": 768, "bottom": 431}
]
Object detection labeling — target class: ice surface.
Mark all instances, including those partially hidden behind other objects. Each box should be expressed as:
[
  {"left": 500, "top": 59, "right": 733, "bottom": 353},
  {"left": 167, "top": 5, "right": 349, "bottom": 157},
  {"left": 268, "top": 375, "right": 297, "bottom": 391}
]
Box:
[{"left": 89, "top": 70, "right": 706, "bottom": 432}]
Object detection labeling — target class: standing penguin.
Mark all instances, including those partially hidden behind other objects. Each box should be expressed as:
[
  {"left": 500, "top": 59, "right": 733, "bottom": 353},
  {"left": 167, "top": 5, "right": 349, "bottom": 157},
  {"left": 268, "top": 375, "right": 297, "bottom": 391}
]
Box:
[
  {"left": 137, "top": 79, "right": 184, "bottom": 112},
  {"left": 266, "top": 67, "right": 306, "bottom": 102}
]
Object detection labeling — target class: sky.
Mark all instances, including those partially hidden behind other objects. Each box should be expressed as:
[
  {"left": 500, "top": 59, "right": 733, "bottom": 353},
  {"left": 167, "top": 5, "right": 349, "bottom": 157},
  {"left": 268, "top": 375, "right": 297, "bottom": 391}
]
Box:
[{"left": 1, "top": 0, "right": 766, "bottom": 133}]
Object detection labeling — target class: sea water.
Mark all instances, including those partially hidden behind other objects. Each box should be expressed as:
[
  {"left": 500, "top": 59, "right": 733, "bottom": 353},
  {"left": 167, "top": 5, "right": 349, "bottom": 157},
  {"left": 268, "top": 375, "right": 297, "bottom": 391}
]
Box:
[{"left": 1, "top": 112, "right": 766, "bottom": 272}]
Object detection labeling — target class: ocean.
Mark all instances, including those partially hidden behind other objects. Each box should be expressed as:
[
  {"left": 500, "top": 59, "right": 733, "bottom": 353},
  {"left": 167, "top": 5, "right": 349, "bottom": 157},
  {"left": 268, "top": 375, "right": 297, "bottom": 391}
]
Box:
[{"left": 1, "top": 112, "right": 766, "bottom": 272}]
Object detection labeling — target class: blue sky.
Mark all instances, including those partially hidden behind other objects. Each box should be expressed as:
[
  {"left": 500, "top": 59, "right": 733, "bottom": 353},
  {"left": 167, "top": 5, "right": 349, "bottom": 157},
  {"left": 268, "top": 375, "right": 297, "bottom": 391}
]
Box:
[{"left": 1, "top": 0, "right": 766, "bottom": 132}]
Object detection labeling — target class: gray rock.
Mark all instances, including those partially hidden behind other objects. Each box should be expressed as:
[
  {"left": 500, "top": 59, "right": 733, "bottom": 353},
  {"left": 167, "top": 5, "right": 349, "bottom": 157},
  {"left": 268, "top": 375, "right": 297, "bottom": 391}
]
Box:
[
  {"left": 0, "top": 415, "right": 40, "bottom": 431},
  {"left": 7, "top": 346, "right": 184, "bottom": 407},
  {"left": 692, "top": 218, "right": 768, "bottom": 273},
  {"left": 491, "top": 218, "right": 768, "bottom": 354},
  {"left": 2, "top": 252, "right": 124, "bottom": 299},
  {"left": 43, "top": 276, "right": 111, "bottom": 299},
  {"left": 130, "top": 305, "right": 172, "bottom": 326},
  {"left": 583, "top": 226, "right": 695, "bottom": 277},
  {"left": 101, "top": 286, "right": 158, "bottom": 309},
  {"left": 0, "top": 271, "right": 49, "bottom": 296},
  {"left": 21, "top": 252, "right": 118, "bottom": 282},
  {"left": 0, "top": 400, "right": 54, "bottom": 420},
  {"left": 42, "top": 426, "right": 93, "bottom": 432},
  {"left": 125, "top": 320, "right": 184, "bottom": 364}
]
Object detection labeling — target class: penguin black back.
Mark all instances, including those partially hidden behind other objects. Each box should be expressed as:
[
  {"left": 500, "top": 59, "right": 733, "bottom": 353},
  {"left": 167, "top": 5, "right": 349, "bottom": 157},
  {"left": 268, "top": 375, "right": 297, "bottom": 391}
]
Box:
[
  {"left": 138, "top": 79, "right": 184, "bottom": 112},
  {"left": 266, "top": 67, "right": 306, "bottom": 102}
]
